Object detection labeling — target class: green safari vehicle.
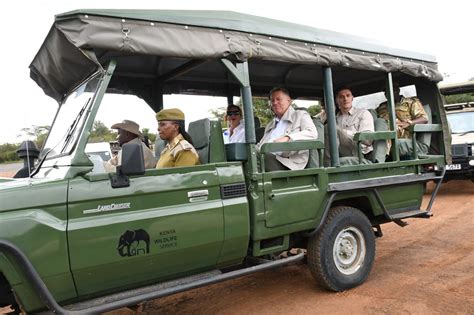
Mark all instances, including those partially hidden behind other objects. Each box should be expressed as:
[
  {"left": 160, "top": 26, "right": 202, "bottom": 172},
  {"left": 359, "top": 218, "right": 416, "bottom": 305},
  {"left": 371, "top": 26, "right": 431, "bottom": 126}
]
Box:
[{"left": 0, "top": 10, "right": 450, "bottom": 314}]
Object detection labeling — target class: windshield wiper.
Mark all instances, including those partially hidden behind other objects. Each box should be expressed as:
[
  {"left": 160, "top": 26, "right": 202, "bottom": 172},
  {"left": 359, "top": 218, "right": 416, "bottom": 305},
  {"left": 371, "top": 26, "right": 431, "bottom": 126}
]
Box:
[
  {"left": 30, "top": 98, "right": 91, "bottom": 177},
  {"left": 59, "top": 98, "right": 91, "bottom": 153}
]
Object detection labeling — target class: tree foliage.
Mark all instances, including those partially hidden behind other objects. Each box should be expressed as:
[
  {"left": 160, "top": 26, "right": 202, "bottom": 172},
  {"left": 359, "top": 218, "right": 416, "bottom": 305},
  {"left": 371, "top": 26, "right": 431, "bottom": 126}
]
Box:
[
  {"left": 209, "top": 106, "right": 227, "bottom": 123},
  {"left": 89, "top": 121, "right": 117, "bottom": 143},
  {"left": 0, "top": 143, "right": 20, "bottom": 163},
  {"left": 141, "top": 128, "right": 156, "bottom": 146},
  {"left": 444, "top": 93, "right": 474, "bottom": 104},
  {"left": 209, "top": 98, "right": 323, "bottom": 128},
  {"left": 18, "top": 125, "right": 50, "bottom": 149},
  {"left": 307, "top": 104, "right": 322, "bottom": 117}
]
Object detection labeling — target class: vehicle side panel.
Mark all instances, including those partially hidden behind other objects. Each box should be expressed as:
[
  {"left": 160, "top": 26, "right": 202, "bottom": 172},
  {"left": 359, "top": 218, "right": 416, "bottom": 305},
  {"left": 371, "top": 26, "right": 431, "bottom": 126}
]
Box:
[{"left": 0, "top": 180, "right": 76, "bottom": 311}]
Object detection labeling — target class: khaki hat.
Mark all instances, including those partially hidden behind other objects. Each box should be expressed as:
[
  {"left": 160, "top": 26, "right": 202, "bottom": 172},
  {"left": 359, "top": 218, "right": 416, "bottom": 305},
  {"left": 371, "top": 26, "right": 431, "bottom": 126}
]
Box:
[
  {"left": 111, "top": 119, "right": 142, "bottom": 136},
  {"left": 156, "top": 108, "right": 185, "bottom": 121}
]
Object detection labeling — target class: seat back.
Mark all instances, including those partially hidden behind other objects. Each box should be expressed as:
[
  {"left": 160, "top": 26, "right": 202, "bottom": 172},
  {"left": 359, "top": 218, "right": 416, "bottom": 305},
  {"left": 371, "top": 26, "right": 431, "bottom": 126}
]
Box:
[
  {"left": 306, "top": 117, "right": 324, "bottom": 168},
  {"left": 417, "top": 104, "right": 432, "bottom": 148},
  {"left": 188, "top": 118, "right": 211, "bottom": 163},
  {"left": 366, "top": 117, "right": 389, "bottom": 163},
  {"left": 254, "top": 116, "right": 265, "bottom": 143}
]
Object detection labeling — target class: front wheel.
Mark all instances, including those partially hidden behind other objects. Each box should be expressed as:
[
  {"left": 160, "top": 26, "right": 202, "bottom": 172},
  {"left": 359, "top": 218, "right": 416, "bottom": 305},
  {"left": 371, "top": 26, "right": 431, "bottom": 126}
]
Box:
[{"left": 307, "top": 206, "right": 375, "bottom": 291}]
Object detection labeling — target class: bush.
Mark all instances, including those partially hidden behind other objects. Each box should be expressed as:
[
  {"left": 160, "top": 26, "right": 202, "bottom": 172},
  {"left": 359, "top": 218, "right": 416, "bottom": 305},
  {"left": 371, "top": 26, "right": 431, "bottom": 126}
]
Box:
[{"left": 0, "top": 143, "right": 21, "bottom": 163}]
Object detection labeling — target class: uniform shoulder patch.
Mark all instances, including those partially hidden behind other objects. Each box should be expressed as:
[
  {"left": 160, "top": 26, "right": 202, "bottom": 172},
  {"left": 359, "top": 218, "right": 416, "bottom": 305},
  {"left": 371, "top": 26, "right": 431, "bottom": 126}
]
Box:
[{"left": 178, "top": 140, "right": 194, "bottom": 151}]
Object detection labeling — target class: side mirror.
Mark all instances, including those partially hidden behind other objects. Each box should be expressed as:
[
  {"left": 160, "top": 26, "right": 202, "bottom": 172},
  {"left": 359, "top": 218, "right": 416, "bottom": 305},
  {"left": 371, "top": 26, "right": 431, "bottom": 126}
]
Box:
[
  {"left": 121, "top": 143, "right": 145, "bottom": 175},
  {"left": 110, "top": 143, "right": 145, "bottom": 188}
]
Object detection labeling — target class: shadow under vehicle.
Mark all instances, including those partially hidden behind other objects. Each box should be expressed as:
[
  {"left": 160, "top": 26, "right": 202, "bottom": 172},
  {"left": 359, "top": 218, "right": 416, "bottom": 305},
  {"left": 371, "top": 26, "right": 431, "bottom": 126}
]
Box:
[
  {"left": 0, "top": 10, "right": 450, "bottom": 314},
  {"left": 439, "top": 81, "right": 474, "bottom": 181}
]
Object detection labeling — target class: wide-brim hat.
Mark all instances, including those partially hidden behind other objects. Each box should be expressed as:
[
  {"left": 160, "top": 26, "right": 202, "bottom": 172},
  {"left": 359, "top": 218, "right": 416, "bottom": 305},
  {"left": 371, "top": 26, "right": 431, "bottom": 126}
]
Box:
[
  {"left": 156, "top": 108, "right": 185, "bottom": 121},
  {"left": 111, "top": 119, "right": 142, "bottom": 136}
]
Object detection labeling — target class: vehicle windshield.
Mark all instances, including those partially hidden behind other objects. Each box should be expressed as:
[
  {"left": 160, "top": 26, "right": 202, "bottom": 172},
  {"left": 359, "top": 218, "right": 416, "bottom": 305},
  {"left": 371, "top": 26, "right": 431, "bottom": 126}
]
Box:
[
  {"left": 446, "top": 111, "right": 474, "bottom": 134},
  {"left": 41, "top": 74, "right": 101, "bottom": 160}
]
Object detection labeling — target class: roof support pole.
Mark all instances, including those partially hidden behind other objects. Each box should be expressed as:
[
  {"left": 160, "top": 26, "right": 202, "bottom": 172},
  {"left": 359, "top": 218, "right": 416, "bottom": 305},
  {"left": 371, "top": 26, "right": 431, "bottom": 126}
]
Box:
[
  {"left": 151, "top": 81, "right": 164, "bottom": 112},
  {"left": 386, "top": 73, "right": 400, "bottom": 161},
  {"left": 220, "top": 59, "right": 256, "bottom": 143},
  {"left": 323, "top": 67, "right": 340, "bottom": 167},
  {"left": 227, "top": 95, "right": 234, "bottom": 106},
  {"left": 221, "top": 58, "right": 258, "bottom": 174}
]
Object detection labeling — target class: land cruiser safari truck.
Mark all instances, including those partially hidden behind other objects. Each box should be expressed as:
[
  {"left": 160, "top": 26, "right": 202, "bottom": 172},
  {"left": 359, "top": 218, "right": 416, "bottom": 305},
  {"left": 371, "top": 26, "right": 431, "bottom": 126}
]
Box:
[
  {"left": 439, "top": 81, "right": 474, "bottom": 181},
  {"left": 0, "top": 10, "right": 450, "bottom": 314}
]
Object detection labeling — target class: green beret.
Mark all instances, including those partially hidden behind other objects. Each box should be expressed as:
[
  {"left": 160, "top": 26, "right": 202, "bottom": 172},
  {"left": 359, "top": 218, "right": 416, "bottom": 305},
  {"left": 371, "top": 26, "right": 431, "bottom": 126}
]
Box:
[{"left": 156, "top": 108, "right": 185, "bottom": 121}]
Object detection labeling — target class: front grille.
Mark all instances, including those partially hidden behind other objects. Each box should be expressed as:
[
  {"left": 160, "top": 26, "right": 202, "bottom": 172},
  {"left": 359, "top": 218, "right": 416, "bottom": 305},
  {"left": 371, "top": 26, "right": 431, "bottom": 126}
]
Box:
[{"left": 220, "top": 183, "right": 247, "bottom": 199}]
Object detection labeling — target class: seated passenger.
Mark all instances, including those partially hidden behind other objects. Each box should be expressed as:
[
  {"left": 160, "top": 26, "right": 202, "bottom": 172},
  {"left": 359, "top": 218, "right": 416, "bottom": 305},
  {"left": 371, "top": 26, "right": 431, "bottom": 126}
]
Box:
[
  {"left": 335, "top": 87, "right": 374, "bottom": 158},
  {"left": 377, "top": 82, "right": 428, "bottom": 157},
  {"left": 223, "top": 104, "right": 245, "bottom": 143},
  {"left": 104, "top": 119, "right": 157, "bottom": 173},
  {"left": 257, "top": 87, "right": 318, "bottom": 171},
  {"left": 155, "top": 108, "right": 200, "bottom": 168}
]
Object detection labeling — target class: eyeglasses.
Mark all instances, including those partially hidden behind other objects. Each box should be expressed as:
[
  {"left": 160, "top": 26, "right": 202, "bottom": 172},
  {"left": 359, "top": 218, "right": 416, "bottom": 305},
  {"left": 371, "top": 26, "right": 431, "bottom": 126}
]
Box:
[{"left": 227, "top": 111, "right": 240, "bottom": 116}]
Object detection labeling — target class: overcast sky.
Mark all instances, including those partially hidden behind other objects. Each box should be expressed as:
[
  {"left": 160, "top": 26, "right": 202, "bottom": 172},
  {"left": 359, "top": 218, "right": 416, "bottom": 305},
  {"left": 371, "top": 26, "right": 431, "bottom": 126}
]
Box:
[{"left": 1, "top": 0, "right": 472, "bottom": 144}]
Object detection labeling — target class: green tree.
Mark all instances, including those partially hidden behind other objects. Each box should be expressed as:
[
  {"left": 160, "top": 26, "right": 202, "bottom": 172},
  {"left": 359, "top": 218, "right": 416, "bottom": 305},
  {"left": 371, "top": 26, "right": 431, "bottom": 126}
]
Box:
[
  {"left": 89, "top": 121, "right": 117, "bottom": 143},
  {"left": 307, "top": 104, "right": 322, "bottom": 117},
  {"left": 209, "top": 106, "right": 226, "bottom": 122},
  {"left": 141, "top": 128, "right": 157, "bottom": 145},
  {"left": 18, "top": 125, "right": 50, "bottom": 149},
  {"left": 444, "top": 93, "right": 474, "bottom": 104},
  {"left": 0, "top": 143, "right": 21, "bottom": 163},
  {"left": 251, "top": 97, "right": 273, "bottom": 126}
]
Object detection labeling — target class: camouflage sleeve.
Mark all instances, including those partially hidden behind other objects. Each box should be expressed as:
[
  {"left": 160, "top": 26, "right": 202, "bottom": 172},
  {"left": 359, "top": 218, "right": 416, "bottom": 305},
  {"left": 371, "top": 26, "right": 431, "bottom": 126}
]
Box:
[{"left": 410, "top": 97, "right": 428, "bottom": 120}]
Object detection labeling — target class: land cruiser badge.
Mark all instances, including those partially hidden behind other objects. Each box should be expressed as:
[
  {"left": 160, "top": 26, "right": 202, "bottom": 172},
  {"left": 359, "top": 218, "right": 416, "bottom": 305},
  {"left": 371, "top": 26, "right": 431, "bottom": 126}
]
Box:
[{"left": 83, "top": 202, "right": 131, "bottom": 214}]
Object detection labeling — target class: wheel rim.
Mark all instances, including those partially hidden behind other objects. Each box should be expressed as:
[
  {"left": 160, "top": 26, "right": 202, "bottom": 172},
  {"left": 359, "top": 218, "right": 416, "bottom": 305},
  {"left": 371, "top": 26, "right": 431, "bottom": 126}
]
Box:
[{"left": 333, "top": 226, "right": 366, "bottom": 275}]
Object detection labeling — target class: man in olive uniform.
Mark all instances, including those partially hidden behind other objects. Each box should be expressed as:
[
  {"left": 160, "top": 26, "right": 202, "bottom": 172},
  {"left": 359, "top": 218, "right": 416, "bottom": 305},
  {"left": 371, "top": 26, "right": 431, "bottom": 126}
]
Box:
[
  {"left": 155, "top": 108, "right": 200, "bottom": 168},
  {"left": 377, "top": 83, "right": 428, "bottom": 157},
  {"left": 104, "top": 120, "right": 157, "bottom": 172}
]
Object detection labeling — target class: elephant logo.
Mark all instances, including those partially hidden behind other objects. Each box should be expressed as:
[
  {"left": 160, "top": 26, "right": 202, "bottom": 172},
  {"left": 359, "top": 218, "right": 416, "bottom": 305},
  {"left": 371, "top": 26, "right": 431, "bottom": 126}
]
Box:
[{"left": 117, "top": 229, "right": 150, "bottom": 257}]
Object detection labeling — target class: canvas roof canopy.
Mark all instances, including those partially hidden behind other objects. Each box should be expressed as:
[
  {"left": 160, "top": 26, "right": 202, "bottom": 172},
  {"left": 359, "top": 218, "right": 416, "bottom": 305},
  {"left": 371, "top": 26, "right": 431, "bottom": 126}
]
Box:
[{"left": 30, "top": 9, "right": 443, "bottom": 110}]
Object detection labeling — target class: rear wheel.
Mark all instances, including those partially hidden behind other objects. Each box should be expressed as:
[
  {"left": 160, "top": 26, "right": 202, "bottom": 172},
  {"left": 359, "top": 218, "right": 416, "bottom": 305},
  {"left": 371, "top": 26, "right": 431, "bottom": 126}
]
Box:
[{"left": 307, "top": 206, "right": 375, "bottom": 291}]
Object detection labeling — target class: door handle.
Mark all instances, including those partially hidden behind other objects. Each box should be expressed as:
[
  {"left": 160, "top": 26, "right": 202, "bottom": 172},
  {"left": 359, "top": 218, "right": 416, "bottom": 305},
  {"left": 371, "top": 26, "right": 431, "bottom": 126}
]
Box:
[{"left": 188, "top": 189, "right": 209, "bottom": 202}]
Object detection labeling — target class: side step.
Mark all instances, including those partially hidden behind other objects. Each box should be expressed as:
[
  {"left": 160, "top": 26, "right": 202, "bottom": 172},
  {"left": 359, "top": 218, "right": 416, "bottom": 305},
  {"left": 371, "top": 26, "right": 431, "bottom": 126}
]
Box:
[
  {"left": 62, "top": 270, "right": 222, "bottom": 312},
  {"left": 0, "top": 239, "right": 304, "bottom": 315},
  {"left": 390, "top": 210, "right": 433, "bottom": 220},
  {"left": 49, "top": 253, "right": 304, "bottom": 314}
]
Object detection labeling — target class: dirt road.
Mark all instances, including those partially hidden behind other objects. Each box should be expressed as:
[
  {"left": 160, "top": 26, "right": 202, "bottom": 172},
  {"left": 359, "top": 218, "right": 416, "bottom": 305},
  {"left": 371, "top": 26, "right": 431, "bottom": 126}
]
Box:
[
  {"left": 115, "top": 180, "right": 474, "bottom": 314},
  {"left": 0, "top": 162, "right": 22, "bottom": 177}
]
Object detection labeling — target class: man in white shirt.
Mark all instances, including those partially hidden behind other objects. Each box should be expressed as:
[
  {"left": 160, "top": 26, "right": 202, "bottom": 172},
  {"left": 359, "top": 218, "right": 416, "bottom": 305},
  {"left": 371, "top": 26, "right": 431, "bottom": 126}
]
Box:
[{"left": 257, "top": 87, "right": 318, "bottom": 171}]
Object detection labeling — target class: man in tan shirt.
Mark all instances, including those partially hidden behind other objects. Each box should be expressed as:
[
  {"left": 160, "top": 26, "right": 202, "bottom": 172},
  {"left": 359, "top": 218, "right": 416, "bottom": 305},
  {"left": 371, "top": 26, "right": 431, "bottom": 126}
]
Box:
[{"left": 324, "top": 87, "right": 374, "bottom": 162}]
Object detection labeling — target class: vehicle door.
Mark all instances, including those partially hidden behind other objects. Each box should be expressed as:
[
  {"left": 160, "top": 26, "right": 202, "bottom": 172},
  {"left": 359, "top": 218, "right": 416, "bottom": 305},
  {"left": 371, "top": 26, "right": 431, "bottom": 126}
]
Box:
[{"left": 67, "top": 165, "right": 224, "bottom": 295}]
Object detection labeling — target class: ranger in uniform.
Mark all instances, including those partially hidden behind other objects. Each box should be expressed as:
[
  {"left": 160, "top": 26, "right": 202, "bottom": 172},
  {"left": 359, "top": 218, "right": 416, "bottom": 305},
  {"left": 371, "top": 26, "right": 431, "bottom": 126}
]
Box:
[
  {"left": 377, "top": 83, "right": 428, "bottom": 157},
  {"left": 155, "top": 108, "right": 200, "bottom": 168}
]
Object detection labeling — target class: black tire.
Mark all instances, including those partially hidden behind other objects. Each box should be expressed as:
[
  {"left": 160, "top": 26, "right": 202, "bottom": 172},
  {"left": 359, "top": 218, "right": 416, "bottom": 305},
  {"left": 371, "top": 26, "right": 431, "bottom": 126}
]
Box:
[{"left": 307, "top": 206, "right": 376, "bottom": 292}]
